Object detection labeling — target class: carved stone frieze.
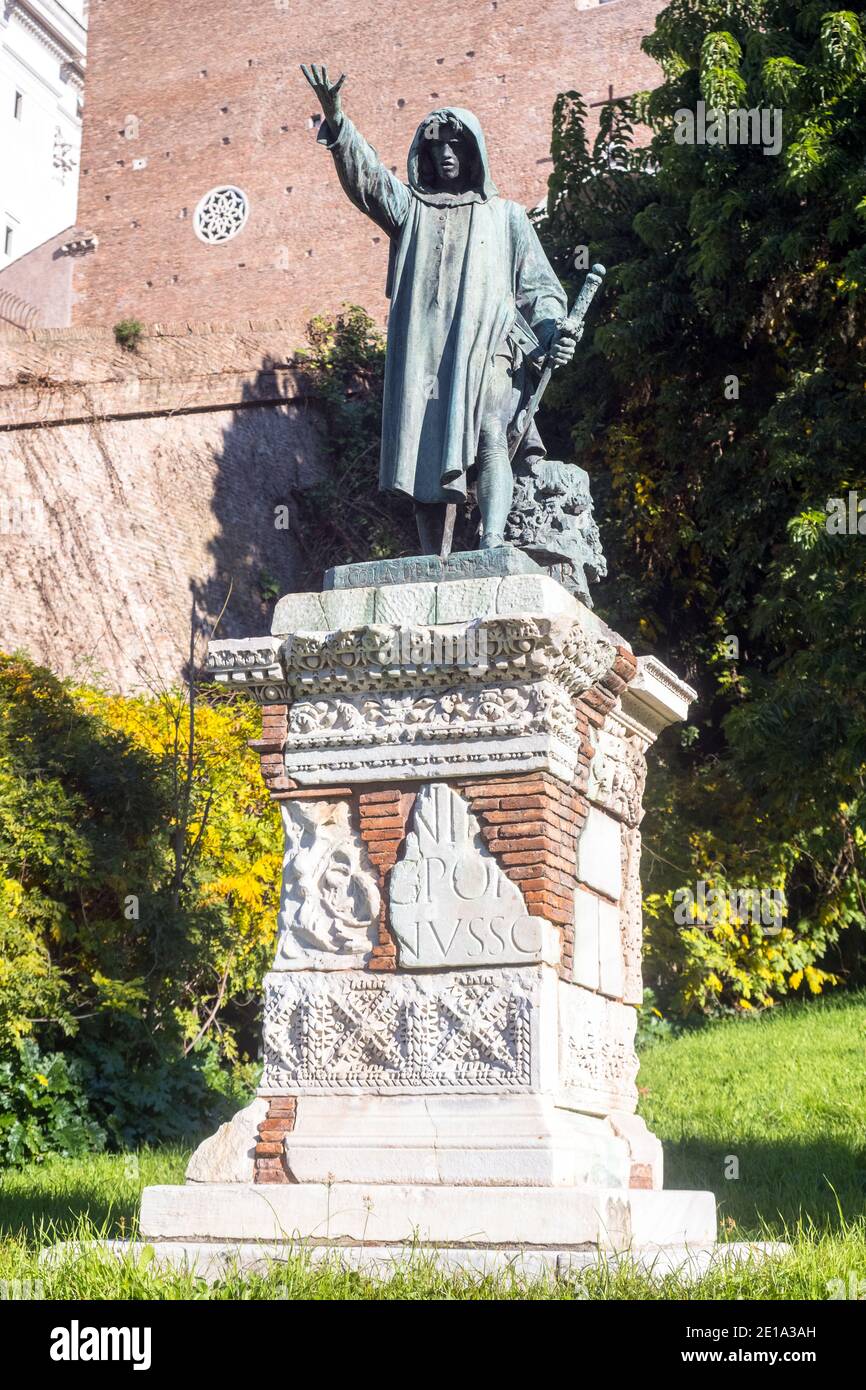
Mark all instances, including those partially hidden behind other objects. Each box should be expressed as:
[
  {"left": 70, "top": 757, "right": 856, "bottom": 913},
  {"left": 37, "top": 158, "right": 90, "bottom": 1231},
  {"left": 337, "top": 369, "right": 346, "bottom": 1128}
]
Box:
[
  {"left": 558, "top": 984, "right": 639, "bottom": 1116},
  {"left": 260, "top": 968, "right": 541, "bottom": 1093},
  {"left": 204, "top": 636, "right": 286, "bottom": 704},
  {"left": 286, "top": 680, "right": 577, "bottom": 751},
  {"left": 586, "top": 714, "right": 648, "bottom": 827},
  {"left": 207, "top": 615, "right": 616, "bottom": 703},
  {"left": 283, "top": 617, "right": 615, "bottom": 695},
  {"left": 273, "top": 800, "right": 380, "bottom": 971}
]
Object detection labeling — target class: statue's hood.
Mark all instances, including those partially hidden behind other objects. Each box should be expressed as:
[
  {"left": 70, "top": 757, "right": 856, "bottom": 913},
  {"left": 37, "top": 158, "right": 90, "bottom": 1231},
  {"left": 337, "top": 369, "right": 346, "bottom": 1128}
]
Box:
[{"left": 407, "top": 107, "right": 498, "bottom": 204}]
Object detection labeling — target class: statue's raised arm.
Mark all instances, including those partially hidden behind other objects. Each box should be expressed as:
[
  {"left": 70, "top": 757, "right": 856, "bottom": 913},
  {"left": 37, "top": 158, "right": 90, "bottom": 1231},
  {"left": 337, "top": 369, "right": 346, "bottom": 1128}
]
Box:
[
  {"left": 300, "top": 63, "right": 346, "bottom": 136},
  {"left": 301, "top": 63, "right": 411, "bottom": 239}
]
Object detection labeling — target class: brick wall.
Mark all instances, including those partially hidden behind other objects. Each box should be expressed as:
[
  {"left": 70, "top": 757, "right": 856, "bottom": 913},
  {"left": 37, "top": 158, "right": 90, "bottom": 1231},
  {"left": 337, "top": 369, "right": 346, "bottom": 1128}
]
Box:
[{"left": 73, "top": 0, "right": 664, "bottom": 337}]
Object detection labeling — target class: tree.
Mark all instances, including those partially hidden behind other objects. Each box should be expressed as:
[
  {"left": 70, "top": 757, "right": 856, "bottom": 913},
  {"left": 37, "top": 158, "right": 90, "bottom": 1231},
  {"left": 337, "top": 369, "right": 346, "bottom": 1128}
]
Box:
[{"left": 538, "top": 0, "right": 866, "bottom": 1013}]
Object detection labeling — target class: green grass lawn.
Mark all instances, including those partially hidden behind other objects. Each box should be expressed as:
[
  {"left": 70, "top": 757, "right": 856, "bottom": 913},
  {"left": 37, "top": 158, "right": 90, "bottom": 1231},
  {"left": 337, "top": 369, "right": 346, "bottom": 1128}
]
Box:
[
  {"left": 1, "top": 992, "right": 863, "bottom": 1299},
  {"left": 638, "top": 989, "right": 866, "bottom": 1236}
]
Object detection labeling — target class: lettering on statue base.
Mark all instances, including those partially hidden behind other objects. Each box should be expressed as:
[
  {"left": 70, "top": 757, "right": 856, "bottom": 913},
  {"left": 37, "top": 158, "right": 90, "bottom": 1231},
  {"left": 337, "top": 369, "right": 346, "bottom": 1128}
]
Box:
[{"left": 389, "top": 782, "right": 558, "bottom": 968}]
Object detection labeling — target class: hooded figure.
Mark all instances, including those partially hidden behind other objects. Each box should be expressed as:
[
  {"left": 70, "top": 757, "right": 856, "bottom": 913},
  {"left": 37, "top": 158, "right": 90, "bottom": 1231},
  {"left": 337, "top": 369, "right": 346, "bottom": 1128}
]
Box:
[{"left": 306, "top": 68, "right": 573, "bottom": 552}]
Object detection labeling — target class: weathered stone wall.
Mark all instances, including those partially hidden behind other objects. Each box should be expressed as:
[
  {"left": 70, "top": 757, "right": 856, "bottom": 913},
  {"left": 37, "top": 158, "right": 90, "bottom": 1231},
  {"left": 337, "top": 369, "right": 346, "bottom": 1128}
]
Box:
[
  {"left": 0, "top": 320, "right": 323, "bottom": 690},
  {"left": 73, "top": 0, "right": 664, "bottom": 334}
]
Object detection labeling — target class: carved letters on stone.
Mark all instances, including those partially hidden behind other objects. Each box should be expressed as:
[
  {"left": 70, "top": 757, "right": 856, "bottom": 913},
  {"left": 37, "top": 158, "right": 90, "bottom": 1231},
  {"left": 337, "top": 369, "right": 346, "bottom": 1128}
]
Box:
[
  {"left": 260, "top": 968, "right": 538, "bottom": 1092},
  {"left": 273, "top": 800, "right": 380, "bottom": 970},
  {"left": 389, "top": 783, "right": 556, "bottom": 969}
]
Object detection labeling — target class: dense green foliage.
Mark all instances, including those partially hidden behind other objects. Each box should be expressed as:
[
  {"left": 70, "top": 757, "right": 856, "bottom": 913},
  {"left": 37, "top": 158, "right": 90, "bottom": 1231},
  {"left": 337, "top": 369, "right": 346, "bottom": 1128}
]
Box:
[
  {"left": 0, "top": 654, "right": 271, "bottom": 1161},
  {"left": 1, "top": 994, "right": 862, "bottom": 1298},
  {"left": 0, "top": 1040, "right": 106, "bottom": 1167},
  {"left": 537, "top": 0, "right": 866, "bottom": 1014}
]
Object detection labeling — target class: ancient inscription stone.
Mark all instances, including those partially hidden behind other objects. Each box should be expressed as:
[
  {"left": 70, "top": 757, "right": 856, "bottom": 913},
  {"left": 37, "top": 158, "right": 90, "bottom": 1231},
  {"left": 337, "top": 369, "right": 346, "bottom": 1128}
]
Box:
[{"left": 389, "top": 782, "right": 557, "bottom": 968}]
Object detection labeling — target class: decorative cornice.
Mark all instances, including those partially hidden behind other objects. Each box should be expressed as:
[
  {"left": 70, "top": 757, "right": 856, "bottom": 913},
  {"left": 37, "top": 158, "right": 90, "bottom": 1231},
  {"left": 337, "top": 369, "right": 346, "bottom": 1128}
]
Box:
[
  {"left": 618, "top": 654, "right": 696, "bottom": 741},
  {"left": 4, "top": 0, "right": 86, "bottom": 69},
  {"left": 205, "top": 616, "right": 618, "bottom": 701}
]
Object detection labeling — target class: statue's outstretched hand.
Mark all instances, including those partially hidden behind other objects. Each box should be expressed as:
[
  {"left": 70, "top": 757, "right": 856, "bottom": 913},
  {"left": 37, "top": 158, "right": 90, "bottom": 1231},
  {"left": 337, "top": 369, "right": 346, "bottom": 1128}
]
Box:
[{"left": 300, "top": 64, "right": 346, "bottom": 131}]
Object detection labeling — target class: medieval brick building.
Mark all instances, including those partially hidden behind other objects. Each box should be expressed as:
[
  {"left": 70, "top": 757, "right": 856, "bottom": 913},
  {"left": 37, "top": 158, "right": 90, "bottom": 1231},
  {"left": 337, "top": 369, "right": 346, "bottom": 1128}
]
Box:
[{"left": 72, "top": 0, "right": 663, "bottom": 338}]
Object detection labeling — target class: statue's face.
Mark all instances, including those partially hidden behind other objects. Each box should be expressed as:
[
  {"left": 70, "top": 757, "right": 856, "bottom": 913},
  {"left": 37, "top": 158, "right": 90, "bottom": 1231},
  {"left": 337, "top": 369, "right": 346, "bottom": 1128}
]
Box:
[{"left": 428, "top": 133, "right": 465, "bottom": 185}]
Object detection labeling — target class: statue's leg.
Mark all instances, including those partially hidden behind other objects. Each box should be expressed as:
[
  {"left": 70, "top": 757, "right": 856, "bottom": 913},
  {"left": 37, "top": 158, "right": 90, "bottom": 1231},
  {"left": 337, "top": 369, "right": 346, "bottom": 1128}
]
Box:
[
  {"left": 476, "top": 358, "right": 514, "bottom": 550},
  {"left": 414, "top": 500, "right": 448, "bottom": 555}
]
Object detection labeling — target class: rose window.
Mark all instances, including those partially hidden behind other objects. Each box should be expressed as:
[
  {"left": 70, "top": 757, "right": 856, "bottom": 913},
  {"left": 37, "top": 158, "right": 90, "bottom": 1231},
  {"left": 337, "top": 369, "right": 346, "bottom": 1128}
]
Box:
[{"left": 193, "top": 185, "right": 249, "bottom": 243}]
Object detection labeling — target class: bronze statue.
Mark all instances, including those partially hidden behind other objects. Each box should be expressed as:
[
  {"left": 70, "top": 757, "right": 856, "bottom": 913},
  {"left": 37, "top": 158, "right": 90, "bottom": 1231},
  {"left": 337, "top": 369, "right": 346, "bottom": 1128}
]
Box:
[{"left": 302, "top": 64, "right": 596, "bottom": 560}]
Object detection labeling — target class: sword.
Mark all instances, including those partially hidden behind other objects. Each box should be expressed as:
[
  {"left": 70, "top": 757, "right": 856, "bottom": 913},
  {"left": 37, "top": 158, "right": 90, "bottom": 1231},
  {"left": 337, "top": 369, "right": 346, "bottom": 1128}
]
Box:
[
  {"left": 508, "top": 262, "right": 606, "bottom": 463},
  {"left": 440, "top": 262, "right": 606, "bottom": 558}
]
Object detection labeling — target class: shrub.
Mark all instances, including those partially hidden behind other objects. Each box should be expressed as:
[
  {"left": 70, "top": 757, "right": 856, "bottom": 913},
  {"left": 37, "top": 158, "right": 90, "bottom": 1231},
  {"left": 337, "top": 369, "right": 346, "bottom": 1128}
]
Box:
[
  {"left": 0, "top": 1040, "right": 106, "bottom": 1166},
  {"left": 113, "top": 318, "right": 144, "bottom": 351},
  {"left": 0, "top": 653, "right": 278, "bottom": 1160}
]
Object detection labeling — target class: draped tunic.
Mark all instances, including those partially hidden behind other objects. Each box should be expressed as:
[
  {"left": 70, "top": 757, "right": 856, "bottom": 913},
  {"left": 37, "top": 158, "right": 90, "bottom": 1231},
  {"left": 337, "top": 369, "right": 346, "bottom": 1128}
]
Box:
[{"left": 318, "top": 106, "right": 567, "bottom": 503}]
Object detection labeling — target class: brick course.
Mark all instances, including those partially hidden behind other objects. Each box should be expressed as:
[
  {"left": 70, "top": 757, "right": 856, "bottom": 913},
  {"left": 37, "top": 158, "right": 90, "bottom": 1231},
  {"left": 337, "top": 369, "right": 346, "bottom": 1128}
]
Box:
[{"left": 254, "top": 1096, "right": 297, "bottom": 1183}]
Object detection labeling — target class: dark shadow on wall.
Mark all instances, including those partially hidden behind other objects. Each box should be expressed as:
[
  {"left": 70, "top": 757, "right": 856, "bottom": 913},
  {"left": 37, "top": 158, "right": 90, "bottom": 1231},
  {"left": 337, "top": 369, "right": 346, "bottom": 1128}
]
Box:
[{"left": 190, "top": 358, "right": 325, "bottom": 650}]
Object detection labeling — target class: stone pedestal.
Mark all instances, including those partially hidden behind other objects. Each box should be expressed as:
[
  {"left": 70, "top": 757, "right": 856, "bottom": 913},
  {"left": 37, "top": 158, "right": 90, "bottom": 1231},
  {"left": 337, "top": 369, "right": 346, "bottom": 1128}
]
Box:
[{"left": 141, "top": 556, "right": 714, "bottom": 1257}]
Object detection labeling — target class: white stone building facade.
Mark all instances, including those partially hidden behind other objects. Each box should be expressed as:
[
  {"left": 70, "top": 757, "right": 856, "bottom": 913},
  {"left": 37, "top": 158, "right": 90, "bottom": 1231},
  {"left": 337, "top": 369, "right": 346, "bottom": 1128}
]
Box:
[{"left": 0, "top": 0, "right": 86, "bottom": 269}]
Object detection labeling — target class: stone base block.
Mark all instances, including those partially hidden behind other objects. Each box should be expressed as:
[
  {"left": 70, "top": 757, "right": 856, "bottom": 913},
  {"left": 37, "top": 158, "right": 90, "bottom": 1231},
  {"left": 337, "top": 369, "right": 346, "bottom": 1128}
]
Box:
[
  {"left": 140, "top": 1182, "right": 717, "bottom": 1251},
  {"left": 282, "top": 1095, "right": 631, "bottom": 1188},
  {"left": 51, "top": 1239, "right": 784, "bottom": 1285}
]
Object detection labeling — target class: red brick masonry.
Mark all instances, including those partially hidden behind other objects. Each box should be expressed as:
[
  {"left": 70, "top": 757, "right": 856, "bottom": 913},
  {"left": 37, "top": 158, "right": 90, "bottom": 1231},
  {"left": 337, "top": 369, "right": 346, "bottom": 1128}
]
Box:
[{"left": 254, "top": 1096, "right": 297, "bottom": 1184}]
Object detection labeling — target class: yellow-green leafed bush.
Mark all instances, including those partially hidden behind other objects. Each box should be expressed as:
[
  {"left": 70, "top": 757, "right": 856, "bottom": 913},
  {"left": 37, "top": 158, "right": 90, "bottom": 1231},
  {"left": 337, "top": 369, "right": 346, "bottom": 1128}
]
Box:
[{"left": 0, "top": 653, "right": 277, "bottom": 1156}]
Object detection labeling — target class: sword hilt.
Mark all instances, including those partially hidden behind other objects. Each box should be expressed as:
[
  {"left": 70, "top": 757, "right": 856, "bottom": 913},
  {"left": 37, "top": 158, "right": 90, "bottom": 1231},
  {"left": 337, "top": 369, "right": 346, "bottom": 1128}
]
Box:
[
  {"left": 508, "top": 264, "right": 606, "bottom": 463},
  {"left": 557, "top": 263, "right": 606, "bottom": 344}
]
